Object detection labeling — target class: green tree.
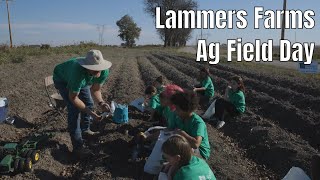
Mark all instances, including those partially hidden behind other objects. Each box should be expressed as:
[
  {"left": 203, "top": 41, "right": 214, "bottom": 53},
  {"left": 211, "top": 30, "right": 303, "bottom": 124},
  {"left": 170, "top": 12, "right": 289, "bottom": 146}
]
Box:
[
  {"left": 144, "top": 0, "right": 198, "bottom": 47},
  {"left": 116, "top": 15, "right": 141, "bottom": 47}
]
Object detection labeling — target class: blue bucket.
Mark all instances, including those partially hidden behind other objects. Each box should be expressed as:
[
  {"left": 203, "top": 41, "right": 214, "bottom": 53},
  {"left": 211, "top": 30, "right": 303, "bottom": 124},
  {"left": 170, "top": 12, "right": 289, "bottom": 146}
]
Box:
[
  {"left": 112, "top": 103, "right": 129, "bottom": 124},
  {"left": 0, "top": 98, "right": 8, "bottom": 123}
]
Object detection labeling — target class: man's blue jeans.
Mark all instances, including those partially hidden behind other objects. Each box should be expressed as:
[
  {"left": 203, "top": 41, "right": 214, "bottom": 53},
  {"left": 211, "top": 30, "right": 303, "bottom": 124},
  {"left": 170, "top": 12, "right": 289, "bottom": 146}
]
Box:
[{"left": 54, "top": 81, "right": 94, "bottom": 150}]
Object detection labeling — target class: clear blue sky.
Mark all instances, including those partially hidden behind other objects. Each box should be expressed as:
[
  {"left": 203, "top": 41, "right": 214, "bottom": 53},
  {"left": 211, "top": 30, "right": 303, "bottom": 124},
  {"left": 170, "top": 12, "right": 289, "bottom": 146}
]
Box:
[{"left": 0, "top": 0, "right": 319, "bottom": 46}]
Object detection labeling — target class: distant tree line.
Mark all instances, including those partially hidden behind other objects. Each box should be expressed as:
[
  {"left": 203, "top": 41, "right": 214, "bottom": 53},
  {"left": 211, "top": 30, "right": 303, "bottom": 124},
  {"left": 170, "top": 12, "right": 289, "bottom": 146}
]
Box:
[{"left": 144, "top": 0, "right": 198, "bottom": 47}]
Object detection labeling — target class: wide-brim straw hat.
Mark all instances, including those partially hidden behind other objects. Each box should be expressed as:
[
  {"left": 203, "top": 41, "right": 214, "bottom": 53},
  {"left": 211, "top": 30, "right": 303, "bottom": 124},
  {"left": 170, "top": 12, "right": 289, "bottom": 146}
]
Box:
[{"left": 77, "top": 49, "right": 112, "bottom": 71}]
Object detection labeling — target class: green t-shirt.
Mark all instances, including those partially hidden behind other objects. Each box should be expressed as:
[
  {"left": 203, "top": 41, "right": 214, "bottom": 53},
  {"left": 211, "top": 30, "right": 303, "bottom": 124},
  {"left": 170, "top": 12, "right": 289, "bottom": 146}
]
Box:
[
  {"left": 201, "top": 77, "right": 214, "bottom": 97},
  {"left": 149, "top": 94, "right": 161, "bottom": 112},
  {"left": 157, "top": 85, "right": 165, "bottom": 94},
  {"left": 174, "top": 156, "right": 216, "bottom": 180},
  {"left": 170, "top": 113, "right": 211, "bottom": 159},
  {"left": 228, "top": 90, "right": 246, "bottom": 113},
  {"left": 162, "top": 106, "right": 176, "bottom": 128},
  {"left": 53, "top": 58, "right": 109, "bottom": 93}
]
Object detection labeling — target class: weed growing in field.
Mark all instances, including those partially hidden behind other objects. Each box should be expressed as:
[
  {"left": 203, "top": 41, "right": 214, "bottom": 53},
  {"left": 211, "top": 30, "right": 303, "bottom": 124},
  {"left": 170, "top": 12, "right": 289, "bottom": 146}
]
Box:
[{"left": 10, "top": 53, "right": 25, "bottom": 63}]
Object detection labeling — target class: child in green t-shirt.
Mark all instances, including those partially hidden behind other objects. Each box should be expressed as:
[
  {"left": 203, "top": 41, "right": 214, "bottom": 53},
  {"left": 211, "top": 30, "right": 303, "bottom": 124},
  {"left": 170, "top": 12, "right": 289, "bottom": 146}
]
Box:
[
  {"left": 159, "top": 93, "right": 174, "bottom": 127},
  {"left": 214, "top": 76, "right": 246, "bottom": 129},
  {"left": 169, "top": 91, "right": 211, "bottom": 160},
  {"left": 193, "top": 68, "right": 215, "bottom": 107},
  {"left": 161, "top": 135, "right": 216, "bottom": 180},
  {"left": 153, "top": 76, "right": 166, "bottom": 94},
  {"left": 144, "top": 85, "right": 163, "bottom": 123},
  {"left": 159, "top": 84, "right": 184, "bottom": 127},
  {"left": 140, "top": 84, "right": 184, "bottom": 143}
]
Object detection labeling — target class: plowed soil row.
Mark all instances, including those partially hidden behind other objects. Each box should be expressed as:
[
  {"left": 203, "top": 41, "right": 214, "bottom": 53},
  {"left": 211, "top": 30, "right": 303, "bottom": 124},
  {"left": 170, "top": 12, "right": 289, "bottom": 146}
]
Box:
[
  {"left": 105, "top": 57, "right": 145, "bottom": 104},
  {"left": 148, "top": 54, "right": 318, "bottom": 178},
  {"left": 174, "top": 55, "right": 320, "bottom": 98},
  {"left": 100, "top": 56, "right": 123, "bottom": 102},
  {"left": 137, "top": 56, "right": 170, "bottom": 87},
  {"left": 146, "top": 56, "right": 196, "bottom": 89},
  {"left": 163, "top": 55, "right": 320, "bottom": 114},
  {"left": 158, "top": 54, "right": 320, "bottom": 150}
]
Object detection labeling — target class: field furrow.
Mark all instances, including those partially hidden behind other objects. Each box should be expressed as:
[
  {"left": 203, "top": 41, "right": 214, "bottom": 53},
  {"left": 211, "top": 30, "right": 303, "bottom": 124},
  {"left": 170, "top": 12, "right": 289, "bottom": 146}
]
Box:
[
  {"left": 150, "top": 54, "right": 318, "bottom": 177},
  {"left": 137, "top": 56, "right": 170, "bottom": 86},
  {"left": 160, "top": 54, "right": 320, "bottom": 150},
  {"left": 101, "top": 57, "right": 123, "bottom": 102},
  {"left": 173, "top": 55, "right": 320, "bottom": 98},
  {"left": 147, "top": 56, "right": 196, "bottom": 89},
  {"left": 106, "top": 57, "right": 145, "bottom": 103},
  {"left": 165, "top": 54, "right": 320, "bottom": 113}
]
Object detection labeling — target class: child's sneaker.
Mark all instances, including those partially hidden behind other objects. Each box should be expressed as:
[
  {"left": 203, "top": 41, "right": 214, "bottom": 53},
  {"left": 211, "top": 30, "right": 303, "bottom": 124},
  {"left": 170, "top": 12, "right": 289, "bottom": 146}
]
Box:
[{"left": 216, "top": 121, "right": 225, "bottom": 129}]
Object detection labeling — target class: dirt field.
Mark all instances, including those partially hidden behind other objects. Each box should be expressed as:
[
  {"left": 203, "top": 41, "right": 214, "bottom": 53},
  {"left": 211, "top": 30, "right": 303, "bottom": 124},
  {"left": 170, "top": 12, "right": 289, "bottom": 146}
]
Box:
[{"left": 0, "top": 47, "right": 319, "bottom": 180}]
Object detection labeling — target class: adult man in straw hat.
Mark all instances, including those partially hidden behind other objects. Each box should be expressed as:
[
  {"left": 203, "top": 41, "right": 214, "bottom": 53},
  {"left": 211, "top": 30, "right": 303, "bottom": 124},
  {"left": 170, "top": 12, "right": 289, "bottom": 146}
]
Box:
[{"left": 53, "top": 49, "right": 112, "bottom": 157}]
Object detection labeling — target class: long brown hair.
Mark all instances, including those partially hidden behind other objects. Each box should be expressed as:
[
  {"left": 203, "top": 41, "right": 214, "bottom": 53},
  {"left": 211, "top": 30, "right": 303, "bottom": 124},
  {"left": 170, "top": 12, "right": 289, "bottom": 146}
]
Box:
[
  {"left": 232, "top": 76, "right": 245, "bottom": 93},
  {"left": 162, "top": 135, "right": 192, "bottom": 168}
]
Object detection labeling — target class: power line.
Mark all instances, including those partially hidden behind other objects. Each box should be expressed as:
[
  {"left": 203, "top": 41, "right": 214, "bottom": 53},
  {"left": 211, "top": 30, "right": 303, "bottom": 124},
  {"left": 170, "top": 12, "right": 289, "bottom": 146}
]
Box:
[
  {"left": 195, "top": 30, "right": 210, "bottom": 45},
  {"left": 96, "top": 24, "right": 105, "bottom": 45}
]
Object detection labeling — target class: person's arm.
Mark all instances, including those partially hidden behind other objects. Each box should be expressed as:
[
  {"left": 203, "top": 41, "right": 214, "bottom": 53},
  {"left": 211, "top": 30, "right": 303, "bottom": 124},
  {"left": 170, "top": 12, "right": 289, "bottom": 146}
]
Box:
[
  {"left": 175, "top": 129, "right": 202, "bottom": 149},
  {"left": 194, "top": 78, "right": 210, "bottom": 92},
  {"left": 224, "top": 86, "right": 231, "bottom": 100},
  {"left": 193, "top": 87, "right": 206, "bottom": 92},
  {"left": 91, "top": 83, "right": 104, "bottom": 103},
  {"left": 69, "top": 92, "right": 101, "bottom": 120},
  {"left": 91, "top": 83, "right": 110, "bottom": 112},
  {"left": 91, "top": 70, "right": 111, "bottom": 111},
  {"left": 146, "top": 96, "right": 158, "bottom": 113},
  {"left": 177, "top": 120, "right": 206, "bottom": 149},
  {"left": 143, "top": 96, "right": 149, "bottom": 106}
]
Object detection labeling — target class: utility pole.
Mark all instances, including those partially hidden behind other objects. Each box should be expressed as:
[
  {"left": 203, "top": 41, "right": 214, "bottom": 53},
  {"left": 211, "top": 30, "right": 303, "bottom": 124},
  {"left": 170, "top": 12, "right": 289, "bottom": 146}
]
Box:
[
  {"left": 4, "top": 0, "right": 13, "bottom": 48},
  {"left": 281, "top": 0, "right": 287, "bottom": 40},
  {"left": 280, "top": 0, "right": 287, "bottom": 59}
]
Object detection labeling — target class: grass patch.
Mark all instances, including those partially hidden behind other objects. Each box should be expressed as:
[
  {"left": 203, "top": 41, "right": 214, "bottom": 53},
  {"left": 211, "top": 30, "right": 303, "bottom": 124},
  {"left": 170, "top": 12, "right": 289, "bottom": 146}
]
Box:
[
  {"left": 0, "top": 43, "right": 102, "bottom": 65},
  {"left": 10, "top": 53, "right": 25, "bottom": 63}
]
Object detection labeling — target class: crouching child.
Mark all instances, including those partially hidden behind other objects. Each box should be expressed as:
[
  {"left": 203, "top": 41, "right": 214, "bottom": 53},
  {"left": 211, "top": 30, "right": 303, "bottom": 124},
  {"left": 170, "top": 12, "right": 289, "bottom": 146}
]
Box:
[
  {"left": 169, "top": 91, "right": 211, "bottom": 160},
  {"left": 214, "top": 76, "right": 246, "bottom": 129},
  {"left": 144, "top": 85, "right": 165, "bottom": 125}
]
